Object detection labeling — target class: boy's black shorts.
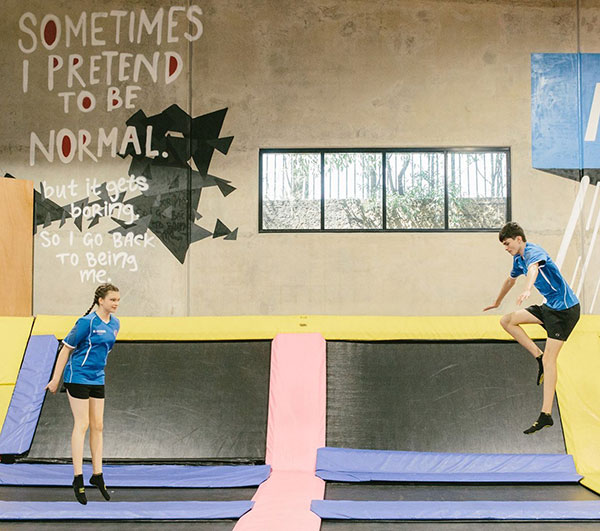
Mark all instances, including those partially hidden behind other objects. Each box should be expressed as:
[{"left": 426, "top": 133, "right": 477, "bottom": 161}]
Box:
[
  {"left": 63, "top": 383, "right": 105, "bottom": 399},
  {"left": 525, "top": 303, "right": 580, "bottom": 341}
]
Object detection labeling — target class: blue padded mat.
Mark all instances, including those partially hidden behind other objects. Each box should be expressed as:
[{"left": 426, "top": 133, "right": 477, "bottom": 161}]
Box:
[
  {"left": 311, "top": 500, "right": 600, "bottom": 520},
  {"left": 316, "top": 447, "right": 582, "bottom": 483},
  {"left": 0, "top": 335, "right": 58, "bottom": 455},
  {"left": 0, "top": 463, "right": 270, "bottom": 487},
  {"left": 0, "top": 500, "right": 253, "bottom": 520}
]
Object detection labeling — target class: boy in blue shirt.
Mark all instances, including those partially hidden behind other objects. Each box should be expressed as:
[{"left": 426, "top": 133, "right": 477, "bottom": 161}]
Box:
[{"left": 484, "top": 222, "right": 580, "bottom": 434}]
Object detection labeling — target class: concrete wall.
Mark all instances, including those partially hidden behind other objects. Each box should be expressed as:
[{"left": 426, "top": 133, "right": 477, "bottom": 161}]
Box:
[{"left": 2, "top": 0, "right": 598, "bottom": 316}]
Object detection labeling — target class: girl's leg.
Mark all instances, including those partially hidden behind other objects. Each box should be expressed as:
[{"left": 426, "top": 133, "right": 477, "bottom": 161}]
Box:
[
  {"left": 89, "top": 397, "right": 105, "bottom": 474},
  {"left": 89, "top": 397, "right": 110, "bottom": 500},
  {"left": 500, "top": 309, "right": 544, "bottom": 358},
  {"left": 67, "top": 392, "right": 89, "bottom": 476}
]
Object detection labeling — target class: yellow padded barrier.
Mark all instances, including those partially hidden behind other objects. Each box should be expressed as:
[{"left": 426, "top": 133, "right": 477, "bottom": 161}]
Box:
[
  {"left": 33, "top": 314, "right": 547, "bottom": 341},
  {"left": 31, "top": 313, "right": 600, "bottom": 493},
  {"left": 0, "top": 317, "right": 34, "bottom": 384},
  {"left": 581, "top": 474, "right": 600, "bottom": 495},
  {"left": 0, "top": 385, "right": 15, "bottom": 431},
  {"left": 556, "top": 322, "right": 600, "bottom": 494}
]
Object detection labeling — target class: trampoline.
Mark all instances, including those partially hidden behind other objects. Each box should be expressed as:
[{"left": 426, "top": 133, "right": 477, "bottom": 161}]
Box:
[
  {"left": 317, "top": 340, "right": 600, "bottom": 528},
  {"left": 27, "top": 340, "right": 271, "bottom": 463},
  {"left": 0, "top": 318, "right": 599, "bottom": 528},
  {"left": 0, "top": 338, "right": 272, "bottom": 528}
]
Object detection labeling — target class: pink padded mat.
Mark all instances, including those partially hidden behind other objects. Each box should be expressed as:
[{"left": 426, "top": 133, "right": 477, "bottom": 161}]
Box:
[{"left": 234, "top": 333, "right": 326, "bottom": 530}]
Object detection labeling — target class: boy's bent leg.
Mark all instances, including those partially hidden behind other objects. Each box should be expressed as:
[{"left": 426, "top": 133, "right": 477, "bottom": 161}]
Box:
[
  {"left": 541, "top": 338, "right": 564, "bottom": 414},
  {"left": 500, "top": 309, "right": 544, "bottom": 358},
  {"left": 524, "top": 338, "right": 564, "bottom": 434}
]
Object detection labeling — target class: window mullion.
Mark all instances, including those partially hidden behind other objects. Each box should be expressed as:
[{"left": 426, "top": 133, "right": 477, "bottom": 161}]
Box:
[
  {"left": 382, "top": 151, "right": 387, "bottom": 230},
  {"left": 320, "top": 152, "right": 325, "bottom": 230},
  {"left": 444, "top": 151, "right": 449, "bottom": 230}
]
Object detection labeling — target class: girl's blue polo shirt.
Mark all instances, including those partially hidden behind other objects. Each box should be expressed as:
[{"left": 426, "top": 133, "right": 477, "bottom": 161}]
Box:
[
  {"left": 510, "top": 242, "right": 579, "bottom": 311},
  {"left": 62, "top": 312, "right": 120, "bottom": 385}
]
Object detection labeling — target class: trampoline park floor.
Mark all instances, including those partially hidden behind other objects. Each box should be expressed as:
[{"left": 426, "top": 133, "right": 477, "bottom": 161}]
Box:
[
  {"left": 2, "top": 483, "right": 599, "bottom": 530},
  {"left": 322, "top": 523, "right": 600, "bottom": 530},
  {"left": 318, "top": 483, "right": 600, "bottom": 530},
  {"left": 3, "top": 338, "right": 600, "bottom": 528},
  {"left": 0, "top": 485, "right": 257, "bottom": 529}
]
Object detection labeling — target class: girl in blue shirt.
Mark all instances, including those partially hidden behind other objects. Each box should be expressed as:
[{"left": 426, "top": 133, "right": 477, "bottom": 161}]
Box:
[{"left": 46, "top": 283, "right": 120, "bottom": 505}]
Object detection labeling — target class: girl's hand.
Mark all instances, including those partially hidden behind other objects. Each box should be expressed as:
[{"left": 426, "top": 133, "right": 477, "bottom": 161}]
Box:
[{"left": 45, "top": 379, "right": 59, "bottom": 394}]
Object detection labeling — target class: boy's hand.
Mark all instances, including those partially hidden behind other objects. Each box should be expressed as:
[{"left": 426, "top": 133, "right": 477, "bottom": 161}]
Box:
[
  {"left": 483, "top": 303, "right": 499, "bottom": 311},
  {"left": 517, "top": 289, "right": 531, "bottom": 306}
]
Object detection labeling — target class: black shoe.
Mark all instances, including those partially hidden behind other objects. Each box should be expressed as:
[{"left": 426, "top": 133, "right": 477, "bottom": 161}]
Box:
[
  {"left": 536, "top": 355, "right": 544, "bottom": 386},
  {"left": 524, "top": 412, "right": 553, "bottom": 434},
  {"left": 72, "top": 474, "right": 87, "bottom": 505},
  {"left": 90, "top": 473, "right": 111, "bottom": 501}
]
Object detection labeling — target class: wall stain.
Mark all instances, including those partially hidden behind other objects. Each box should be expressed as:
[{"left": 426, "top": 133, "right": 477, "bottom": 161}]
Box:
[
  {"left": 483, "top": 51, "right": 497, "bottom": 65},
  {"left": 341, "top": 21, "right": 356, "bottom": 37}
]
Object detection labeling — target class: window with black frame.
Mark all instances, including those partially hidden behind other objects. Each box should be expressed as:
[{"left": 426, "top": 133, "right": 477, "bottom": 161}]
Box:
[{"left": 259, "top": 148, "right": 510, "bottom": 232}]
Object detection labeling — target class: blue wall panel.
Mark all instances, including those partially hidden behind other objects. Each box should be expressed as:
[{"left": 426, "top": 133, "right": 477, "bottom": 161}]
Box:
[{"left": 532, "top": 53, "right": 600, "bottom": 170}]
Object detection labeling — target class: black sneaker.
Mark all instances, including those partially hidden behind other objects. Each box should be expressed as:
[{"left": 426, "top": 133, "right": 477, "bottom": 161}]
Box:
[
  {"left": 536, "top": 355, "right": 544, "bottom": 386},
  {"left": 72, "top": 474, "right": 87, "bottom": 505},
  {"left": 524, "top": 412, "right": 553, "bottom": 434},
  {"left": 89, "top": 473, "right": 111, "bottom": 501}
]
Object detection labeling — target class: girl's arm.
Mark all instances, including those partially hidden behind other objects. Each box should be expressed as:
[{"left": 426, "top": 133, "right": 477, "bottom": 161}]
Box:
[{"left": 45, "top": 344, "right": 74, "bottom": 393}]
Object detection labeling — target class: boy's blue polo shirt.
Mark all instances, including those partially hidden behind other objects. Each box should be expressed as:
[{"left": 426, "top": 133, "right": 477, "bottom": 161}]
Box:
[
  {"left": 510, "top": 242, "right": 579, "bottom": 311},
  {"left": 62, "top": 312, "right": 120, "bottom": 385}
]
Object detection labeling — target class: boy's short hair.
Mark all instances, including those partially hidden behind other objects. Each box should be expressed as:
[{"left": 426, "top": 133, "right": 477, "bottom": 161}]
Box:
[{"left": 499, "top": 221, "right": 527, "bottom": 242}]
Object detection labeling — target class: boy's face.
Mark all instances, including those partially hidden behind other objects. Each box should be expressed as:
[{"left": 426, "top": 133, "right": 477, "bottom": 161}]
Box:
[{"left": 501, "top": 236, "right": 524, "bottom": 256}]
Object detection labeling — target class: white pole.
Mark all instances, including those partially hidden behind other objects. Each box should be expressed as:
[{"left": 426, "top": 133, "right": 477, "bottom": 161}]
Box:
[
  {"left": 556, "top": 175, "right": 590, "bottom": 269},
  {"left": 576, "top": 200, "right": 600, "bottom": 298},
  {"left": 585, "top": 181, "right": 600, "bottom": 231},
  {"left": 570, "top": 255, "right": 582, "bottom": 287},
  {"left": 589, "top": 274, "right": 600, "bottom": 313}
]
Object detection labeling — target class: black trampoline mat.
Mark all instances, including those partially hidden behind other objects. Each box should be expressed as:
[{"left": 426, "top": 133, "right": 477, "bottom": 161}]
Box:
[
  {"left": 0, "top": 485, "right": 255, "bottom": 529},
  {"left": 0, "top": 486, "right": 257, "bottom": 503},
  {"left": 28, "top": 341, "right": 271, "bottom": 461},
  {"left": 321, "top": 523, "right": 600, "bottom": 530},
  {"left": 0, "top": 522, "right": 236, "bottom": 530},
  {"left": 327, "top": 341, "right": 566, "bottom": 454},
  {"left": 325, "top": 483, "right": 600, "bottom": 502}
]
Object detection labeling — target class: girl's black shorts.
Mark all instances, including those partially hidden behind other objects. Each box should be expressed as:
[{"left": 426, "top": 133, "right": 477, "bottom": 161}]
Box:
[
  {"left": 63, "top": 382, "right": 105, "bottom": 399},
  {"left": 525, "top": 303, "right": 580, "bottom": 341}
]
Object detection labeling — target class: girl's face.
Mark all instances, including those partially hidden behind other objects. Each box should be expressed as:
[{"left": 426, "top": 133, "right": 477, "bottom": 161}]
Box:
[{"left": 98, "top": 291, "right": 120, "bottom": 314}]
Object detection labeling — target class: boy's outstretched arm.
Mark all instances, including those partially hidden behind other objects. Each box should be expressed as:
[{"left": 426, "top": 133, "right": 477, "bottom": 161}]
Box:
[
  {"left": 516, "top": 263, "right": 539, "bottom": 306},
  {"left": 483, "top": 276, "right": 516, "bottom": 311}
]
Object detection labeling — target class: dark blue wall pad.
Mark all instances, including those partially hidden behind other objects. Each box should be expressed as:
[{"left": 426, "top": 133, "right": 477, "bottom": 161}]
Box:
[
  {"left": 311, "top": 500, "right": 600, "bottom": 520},
  {"left": 0, "top": 500, "right": 253, "bottom": 520},
  {"left": 0, "top": 463, "right": 270, "bottom": 487},
  {"left": 316, "top": 447, "right": 582, "bottom": 483},
  {"left": 0, "top": 335, "right": 58, "bottom": 455}
]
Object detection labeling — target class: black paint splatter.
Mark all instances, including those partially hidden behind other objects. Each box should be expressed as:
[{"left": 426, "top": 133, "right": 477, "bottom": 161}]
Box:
[
  {"left": 113, "top": 104, "right": 237, "bottom": 263},
  {"left": 25, "top": 104, "right": 238, "bottom": 264}
]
